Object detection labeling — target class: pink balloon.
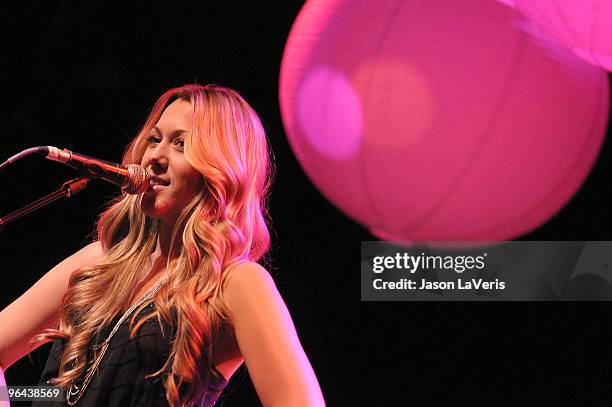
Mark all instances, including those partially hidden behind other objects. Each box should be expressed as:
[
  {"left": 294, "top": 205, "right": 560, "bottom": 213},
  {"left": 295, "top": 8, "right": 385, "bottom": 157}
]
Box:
[
  {"left": 514, "top": 0, "right": 612, "bottom": 71},
  {"left": 279, "top": 0, "right": 610, "bottom": 243}
]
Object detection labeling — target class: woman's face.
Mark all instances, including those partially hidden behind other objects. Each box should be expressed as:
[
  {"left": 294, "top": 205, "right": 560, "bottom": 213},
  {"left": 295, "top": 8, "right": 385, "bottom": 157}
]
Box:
[{"left": 140, "top": 99, "right": 203, "bottom": 224}]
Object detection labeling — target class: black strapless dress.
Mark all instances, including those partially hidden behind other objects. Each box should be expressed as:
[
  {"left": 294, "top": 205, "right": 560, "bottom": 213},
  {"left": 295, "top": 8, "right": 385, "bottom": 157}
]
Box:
[{"left": 31, "top": 303, "right": 228, "bottom": 406}]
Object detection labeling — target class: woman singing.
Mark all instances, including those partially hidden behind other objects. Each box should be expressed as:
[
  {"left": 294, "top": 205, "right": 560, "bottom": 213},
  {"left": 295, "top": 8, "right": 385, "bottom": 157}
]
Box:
[{"left": 0, "top": 84, "right": 325, "bottom": 406}]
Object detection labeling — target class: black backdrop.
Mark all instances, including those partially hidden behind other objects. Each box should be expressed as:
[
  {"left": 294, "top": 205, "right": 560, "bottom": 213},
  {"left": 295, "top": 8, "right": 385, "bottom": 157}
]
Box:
[{"left": 2, "top": 2, "right": 612, "bottom": 406}]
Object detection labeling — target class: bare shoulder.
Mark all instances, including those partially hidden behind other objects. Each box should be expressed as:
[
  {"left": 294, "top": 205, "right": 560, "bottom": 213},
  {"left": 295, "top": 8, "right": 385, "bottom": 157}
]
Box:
[
  {"left": 222, "top": 262, "right": 277, "bottom": 311},
  {"left": 17, "top": 239, "right": 105, "bottom": 301},
  {"left": 224, "top": 261, "right": 274, "bottom": 290},
  {"left": 82, "top": 240, "right": 104, "bottom": 255},
  {"left": 52, "top": 240, "right": 105, "bottom": 283},
  {"left": 71, "top": 240, "right": 105, "bottom": 265}
]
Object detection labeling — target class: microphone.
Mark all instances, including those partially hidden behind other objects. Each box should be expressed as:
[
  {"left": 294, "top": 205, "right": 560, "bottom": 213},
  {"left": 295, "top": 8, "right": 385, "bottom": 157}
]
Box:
[{"left": 38, "top": 146, "right": 150, "bottom": 194}]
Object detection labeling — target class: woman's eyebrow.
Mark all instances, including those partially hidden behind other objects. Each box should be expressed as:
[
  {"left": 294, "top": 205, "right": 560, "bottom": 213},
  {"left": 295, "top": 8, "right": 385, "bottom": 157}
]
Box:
[{"left": 151, "top": 126, "right": 187, "bottom": 138}]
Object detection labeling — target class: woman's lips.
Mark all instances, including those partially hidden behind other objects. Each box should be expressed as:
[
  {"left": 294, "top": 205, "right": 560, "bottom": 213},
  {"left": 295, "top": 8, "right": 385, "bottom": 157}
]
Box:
[
  {"left": 148, "top": 176, "right": 170, "bottom": 192},
  {"left": 148, "top": 176, "right": 170, "bottom": 191},
  {"left": 150, "top": 184, "right": 167, "bottom": 192}
]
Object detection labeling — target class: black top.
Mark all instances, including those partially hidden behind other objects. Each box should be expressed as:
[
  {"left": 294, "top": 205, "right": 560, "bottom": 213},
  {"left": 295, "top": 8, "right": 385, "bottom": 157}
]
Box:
[{"left": 32, "top": 302, "right": 228, "bottom": 407}]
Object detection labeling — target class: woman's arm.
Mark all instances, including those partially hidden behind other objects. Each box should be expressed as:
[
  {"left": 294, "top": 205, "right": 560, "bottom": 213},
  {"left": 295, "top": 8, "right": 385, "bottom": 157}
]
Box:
[
  {"left": 0, "top": 241, "right": 105, "bottom": 369},
  {"left": 223, "top": 262, "right": 325, "bottom": 407}
]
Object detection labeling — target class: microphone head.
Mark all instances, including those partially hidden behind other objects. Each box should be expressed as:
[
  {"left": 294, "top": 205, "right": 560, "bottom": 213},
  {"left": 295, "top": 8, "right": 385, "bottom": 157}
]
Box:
[{"left": 123, "top": 164, "right": 150, "bottom": 194}]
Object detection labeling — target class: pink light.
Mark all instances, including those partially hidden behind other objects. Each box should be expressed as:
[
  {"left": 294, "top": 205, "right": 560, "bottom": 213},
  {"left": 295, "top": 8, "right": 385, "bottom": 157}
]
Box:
[
  {"left": 279, "top": 0, "right": 610, "bottom": 244},
  {"left": 297, "top": 66, "right": 363, "bottom": 160}
]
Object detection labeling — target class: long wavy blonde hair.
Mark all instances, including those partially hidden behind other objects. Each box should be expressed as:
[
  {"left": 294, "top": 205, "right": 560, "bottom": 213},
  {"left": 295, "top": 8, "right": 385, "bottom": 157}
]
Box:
[{"left": 37, "top": 84, "right": 273, "bottom": 406}]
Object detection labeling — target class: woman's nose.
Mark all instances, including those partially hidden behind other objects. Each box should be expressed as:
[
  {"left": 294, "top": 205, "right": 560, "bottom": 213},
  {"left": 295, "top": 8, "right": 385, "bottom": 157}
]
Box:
[{"left": 146, "top": 144, "right": 169, "bottom": 172}]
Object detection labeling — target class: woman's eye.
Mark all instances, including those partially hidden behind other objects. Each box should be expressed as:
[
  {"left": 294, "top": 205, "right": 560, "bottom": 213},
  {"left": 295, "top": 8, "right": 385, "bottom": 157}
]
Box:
[
  {"left": 146, "top": 135, "right": 161, "bottom": 143},
  {"left": 175, "top": 139, "right": 185, "bottom": 149}
]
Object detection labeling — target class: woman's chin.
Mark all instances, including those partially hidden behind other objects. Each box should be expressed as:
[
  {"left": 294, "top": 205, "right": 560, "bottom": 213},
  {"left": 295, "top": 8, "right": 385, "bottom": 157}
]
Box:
[{"left": 141, "top": 203, "right": 167, "bottom": 220}]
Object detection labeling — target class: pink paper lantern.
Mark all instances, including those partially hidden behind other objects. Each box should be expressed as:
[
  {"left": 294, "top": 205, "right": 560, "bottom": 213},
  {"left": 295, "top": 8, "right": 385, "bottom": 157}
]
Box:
[
  {"left": 279, "top": 0, "right": 610, "bottom": 242},
  {"left": 512, "top": 0, "right": 612, "bottom": 71}
]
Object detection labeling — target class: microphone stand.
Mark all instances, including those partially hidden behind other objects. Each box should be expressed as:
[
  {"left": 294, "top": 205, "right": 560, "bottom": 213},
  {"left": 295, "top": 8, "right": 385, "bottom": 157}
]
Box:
[{"left": 0, "top": 177, "right": 89, "bottom": 231}]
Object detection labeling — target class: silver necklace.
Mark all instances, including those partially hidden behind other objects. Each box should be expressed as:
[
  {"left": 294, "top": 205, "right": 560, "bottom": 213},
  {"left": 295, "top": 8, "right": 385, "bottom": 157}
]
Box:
[{"left": 66, "top": 277, "right": 168, "bottom": 405}]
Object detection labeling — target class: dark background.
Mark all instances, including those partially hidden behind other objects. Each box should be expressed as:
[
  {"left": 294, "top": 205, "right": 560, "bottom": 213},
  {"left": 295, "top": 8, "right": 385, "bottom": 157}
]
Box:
[{"left": 1, "top": 2, "right": 612, "bottom": 406}]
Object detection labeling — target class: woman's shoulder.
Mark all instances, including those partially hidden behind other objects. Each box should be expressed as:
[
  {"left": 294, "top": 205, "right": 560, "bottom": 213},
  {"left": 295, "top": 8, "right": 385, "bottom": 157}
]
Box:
[
  {"left": 62, "top": 240, "right": 105, "bottom": 264},
  {"left": 60, "top": 241, "right": 105, "bottom": 277},
  {"left": 221, "top": 262, "right": 278, "bottom": 314},
  {"left": 223, "top": 261, "right": 272, "bottom": 286},
  {"left": 16, "top": 241, "right": 105, "bottom": 287}
]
